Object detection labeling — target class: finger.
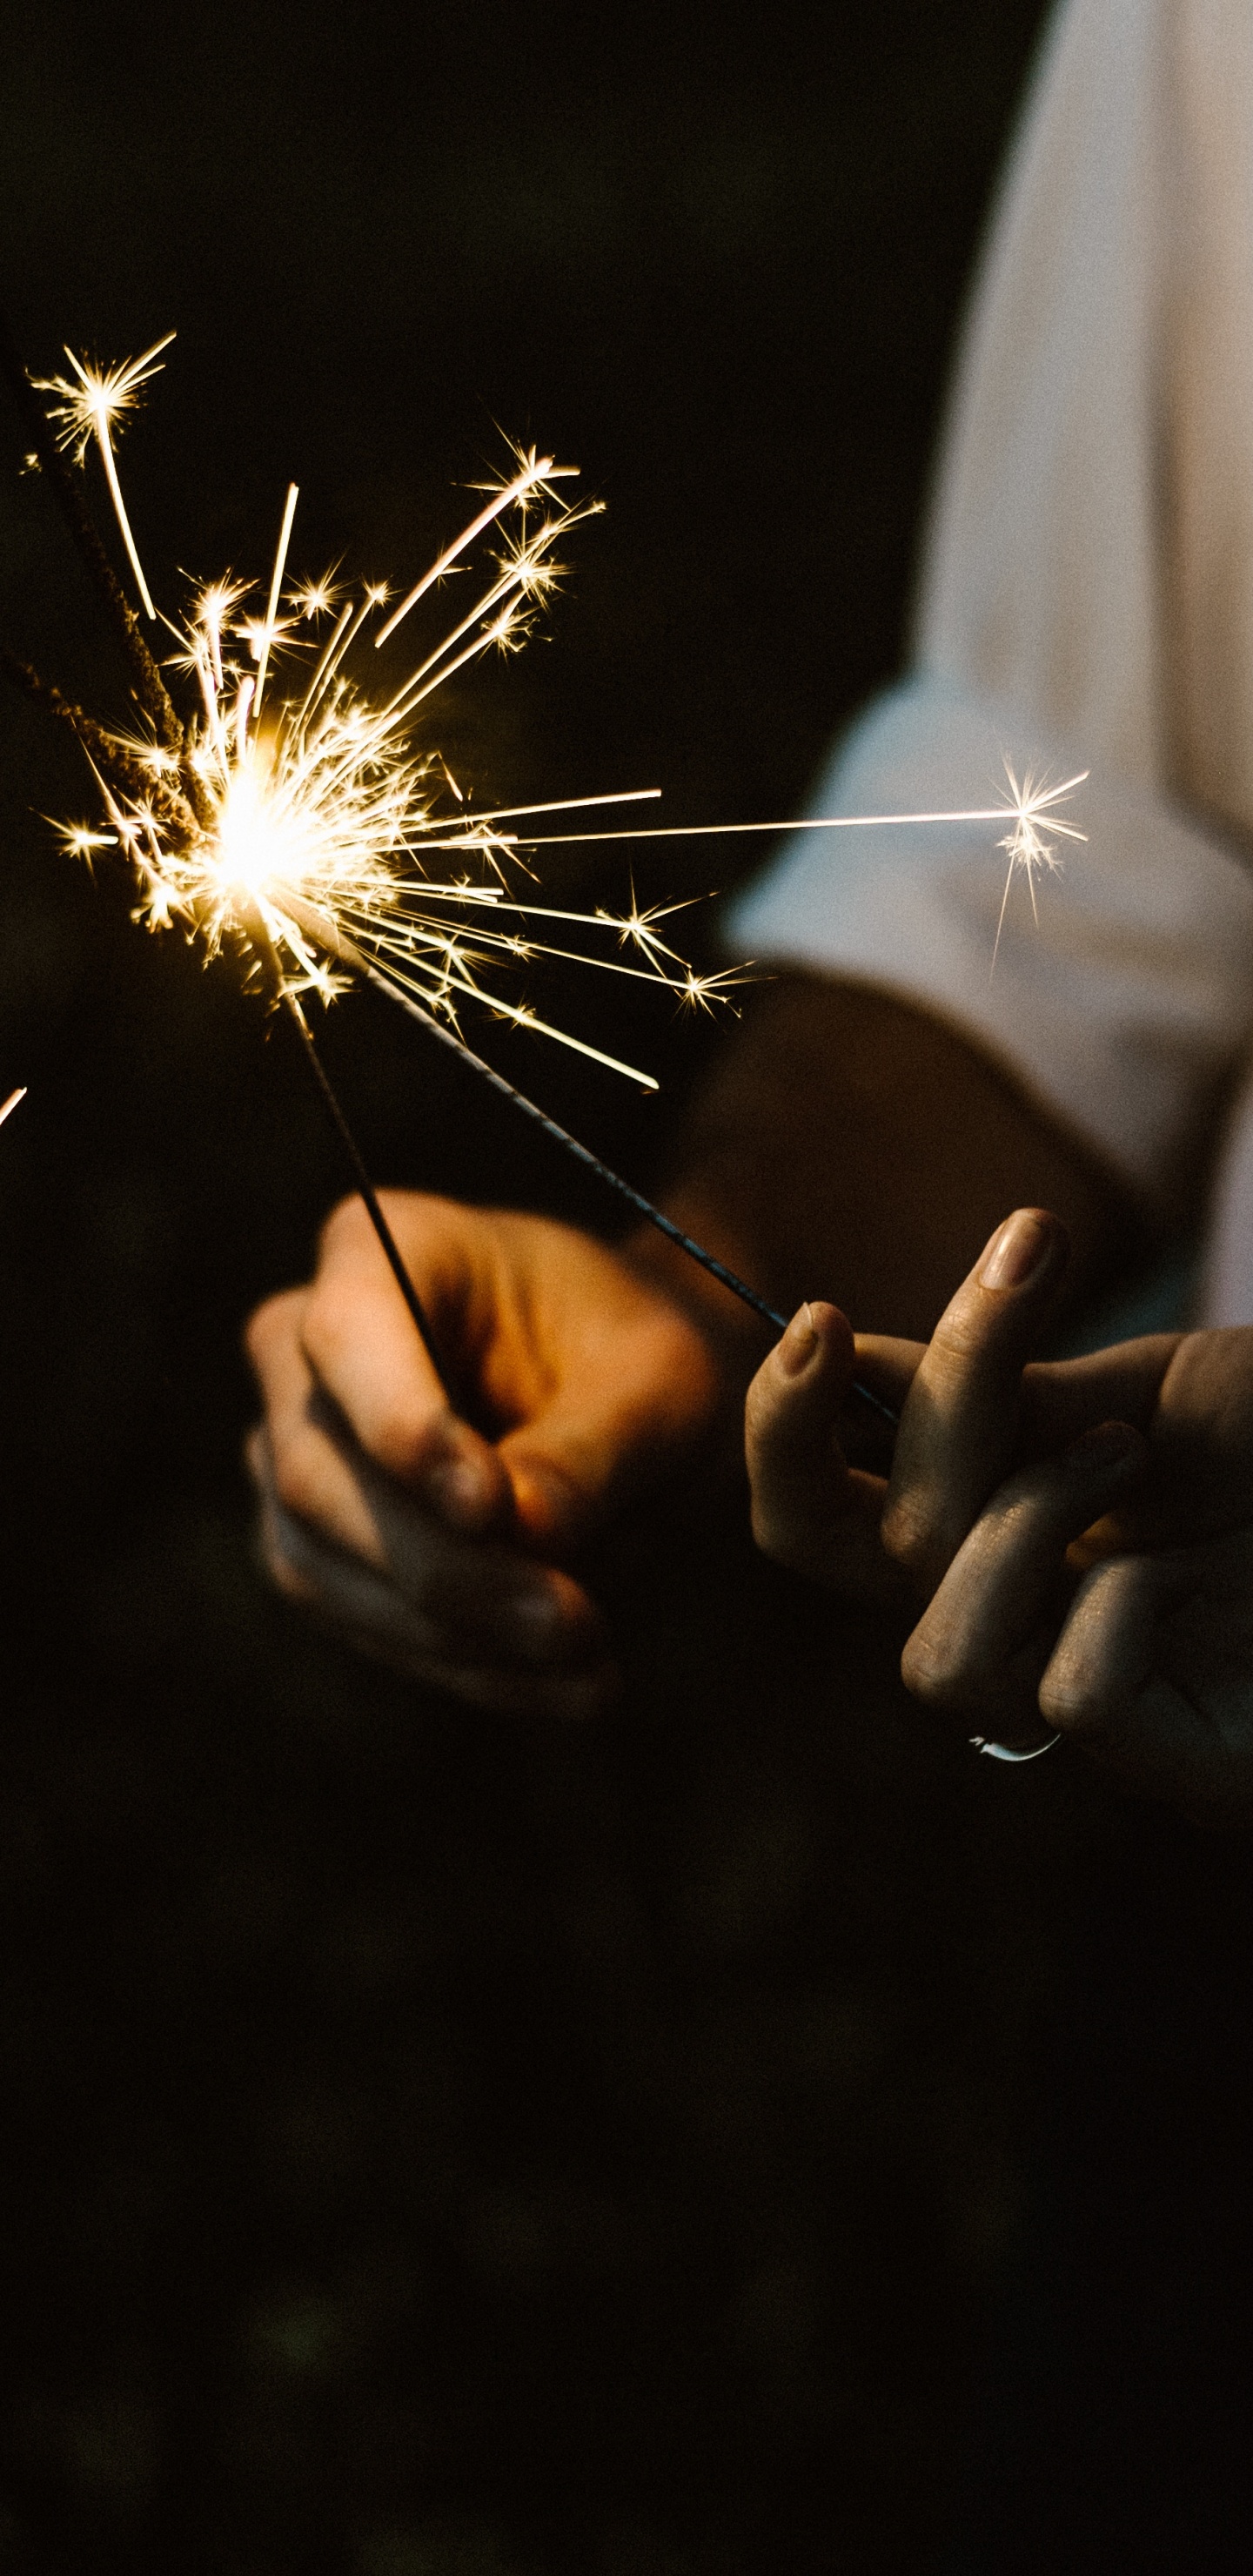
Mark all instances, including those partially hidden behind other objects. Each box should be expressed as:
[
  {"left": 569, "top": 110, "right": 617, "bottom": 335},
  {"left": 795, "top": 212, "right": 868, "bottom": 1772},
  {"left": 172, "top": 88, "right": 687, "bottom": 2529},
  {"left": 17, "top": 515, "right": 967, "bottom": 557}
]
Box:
[
  {"left": 901, "top": 1420, "right": 1149, "bottom": 1731},
  {"left": 848, "top": 1332, "right": 926, "bottom": 1416},
  {"left": 881, "top": 1207, "right": 1070, "bottom": 1593},
  {"left": 1040, "top": 1553, "right": 1178, "bottom": 1741},
  {"left": 745, "top": 1304, "right": 909, "bottom": 1604},
  {"left": 1025, "top": 1329, "right": 1253, "bottom": 1540},
  {"left": 298, "top": 1196, "right": 513, "bottom": 1534},
  {"left": 1037, "top": 1554, "right": 1227, "bottom": 1816},
  {"left": 491, "top": 1261, "right": 723, "bottom": 1552},
  {"left": 255, "top": 1486, "right": 618, "bottom": 1718},
  {"left": 303, "top": 1197, "right": 722, "bottom": 1556},
  {"left": 1018, "top": 1335, "right": 1183, "bottom": 1455},
  {"left": 1041, "top": 1554, "right": 1253, "bottom": 1824},
  {"left": 246, "top": 1291, "right": 412, "bottom": 1567},
  {"left": 746, "top": 1299, "right": 855, "bottom": 1558},
  {"left": 837, "top": 1332, "right": 926, "bottom": 1473},
  {"left": 247, "top": 1419, "right": 606, "bottom": 1668}
]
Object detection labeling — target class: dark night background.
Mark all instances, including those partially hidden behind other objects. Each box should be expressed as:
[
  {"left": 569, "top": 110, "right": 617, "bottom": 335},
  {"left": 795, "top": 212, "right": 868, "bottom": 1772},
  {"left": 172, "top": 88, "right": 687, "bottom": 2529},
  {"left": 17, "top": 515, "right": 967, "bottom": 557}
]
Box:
[{"left": 2, "top": 5, "right": 1249, "bottom": 2572}]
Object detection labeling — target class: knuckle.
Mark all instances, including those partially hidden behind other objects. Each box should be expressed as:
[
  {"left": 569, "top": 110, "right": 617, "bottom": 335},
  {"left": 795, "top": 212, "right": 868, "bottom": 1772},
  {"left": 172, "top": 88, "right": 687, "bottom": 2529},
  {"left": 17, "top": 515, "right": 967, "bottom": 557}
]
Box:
[
  {"left": 925, "top": 1300, "right": 1028, "bottom": 1397},
  {"left": 244, "top": 1289, "right": 298, "bottom": 1372},
  {"left": 317, "top": 1192, "right": 371, "bottom": 1260},
  {"left": 302, "top": 1271, "right": 364, "bottom": 1365},
  {"left": 270, "top": 1426, "right": 331, "bottom": 1528},
  {"left": 749, "top": 1493, "right": 794, "bottom": 1566},
  {"left": 1038, "top": 1668, "right": 1103, "bottom": 1734},
  {"left": 880, "top": 1491, "right": 940, "bottom": 1577},
  {"left": 318, "top": 1186, "right": 432, "bottom": 1273},
  {"left": 928, "top": 1304, "right": 986, "bottom": 1368},
  {"left": 900, "top": 1621, "right": 969, "bottom": 1707}
]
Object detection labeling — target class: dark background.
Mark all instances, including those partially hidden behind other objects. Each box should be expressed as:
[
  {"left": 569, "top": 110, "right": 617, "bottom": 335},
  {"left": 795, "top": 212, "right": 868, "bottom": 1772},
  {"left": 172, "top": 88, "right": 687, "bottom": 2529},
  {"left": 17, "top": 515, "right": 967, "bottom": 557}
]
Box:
[{"left": 0, "top": 3, "right": 1196, "bottom": 2570}]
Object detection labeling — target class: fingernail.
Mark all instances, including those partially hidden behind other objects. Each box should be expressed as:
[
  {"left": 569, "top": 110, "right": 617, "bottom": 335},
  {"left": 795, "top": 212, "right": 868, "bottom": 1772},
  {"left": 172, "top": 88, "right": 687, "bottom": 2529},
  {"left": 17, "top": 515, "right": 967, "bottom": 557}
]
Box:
[
  {"left": 1067, "top": 1420, "right": 1140, "bottom": 1472},
  {"left": 777, "top": 1302, "right": 817, "bottom": 1377},
  {"left": 980, "top": 1210, "right": 1053, "bottom": 1292}
]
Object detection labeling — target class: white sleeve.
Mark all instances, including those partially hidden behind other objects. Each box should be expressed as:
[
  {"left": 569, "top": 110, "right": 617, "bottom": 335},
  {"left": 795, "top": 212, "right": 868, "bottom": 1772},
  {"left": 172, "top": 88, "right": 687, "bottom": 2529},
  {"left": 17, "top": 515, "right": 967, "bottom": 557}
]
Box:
[
  {"left": 726, "top": 0, "right": 1253, "bottom": 1211},
  {"left": 725, "top": 676, "right": 1253, "bottom": 1211}
]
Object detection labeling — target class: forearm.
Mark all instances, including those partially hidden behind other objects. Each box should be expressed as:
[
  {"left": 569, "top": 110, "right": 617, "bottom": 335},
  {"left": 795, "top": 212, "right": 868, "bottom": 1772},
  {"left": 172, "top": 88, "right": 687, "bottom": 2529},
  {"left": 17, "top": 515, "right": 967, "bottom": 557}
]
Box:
[{"left": 628, "top": 974, "right": 1148, "bottom": 1362}]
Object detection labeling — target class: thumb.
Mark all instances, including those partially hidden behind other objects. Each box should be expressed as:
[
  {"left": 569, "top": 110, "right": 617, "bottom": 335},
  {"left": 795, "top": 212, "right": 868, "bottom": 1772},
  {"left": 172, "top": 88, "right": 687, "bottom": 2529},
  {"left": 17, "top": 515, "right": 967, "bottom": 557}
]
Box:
[
  {"left": 298, "top": 1196, "right": 513, "bottom": 1536},
  {"left": 746, "top": 1303, "right": 902, "bottom": 1600}
]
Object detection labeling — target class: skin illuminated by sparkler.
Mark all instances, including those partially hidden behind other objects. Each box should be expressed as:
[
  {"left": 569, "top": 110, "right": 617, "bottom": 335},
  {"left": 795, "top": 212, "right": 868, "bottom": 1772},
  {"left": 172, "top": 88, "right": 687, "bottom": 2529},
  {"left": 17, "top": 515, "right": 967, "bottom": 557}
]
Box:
[{"left": 33, "top": 337, "right": 1086, "bottom": 1080}]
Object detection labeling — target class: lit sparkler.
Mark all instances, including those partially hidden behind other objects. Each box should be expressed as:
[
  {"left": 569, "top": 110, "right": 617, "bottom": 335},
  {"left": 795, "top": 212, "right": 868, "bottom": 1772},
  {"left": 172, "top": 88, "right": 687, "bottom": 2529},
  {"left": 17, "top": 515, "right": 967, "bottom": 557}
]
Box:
[
  {"left": 31, "top": 408, "right": 731, "bottom": 1091},
  {"left": 0, "top": 325, "right": 1084, "bottom": 1412}
]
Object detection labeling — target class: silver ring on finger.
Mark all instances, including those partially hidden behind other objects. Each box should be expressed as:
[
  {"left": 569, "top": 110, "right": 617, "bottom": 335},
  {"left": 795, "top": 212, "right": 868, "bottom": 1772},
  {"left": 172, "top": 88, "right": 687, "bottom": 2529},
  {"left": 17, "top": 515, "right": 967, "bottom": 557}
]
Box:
[{"left": 969, "top": 1727, "right": 1062, "bottom": 1763}]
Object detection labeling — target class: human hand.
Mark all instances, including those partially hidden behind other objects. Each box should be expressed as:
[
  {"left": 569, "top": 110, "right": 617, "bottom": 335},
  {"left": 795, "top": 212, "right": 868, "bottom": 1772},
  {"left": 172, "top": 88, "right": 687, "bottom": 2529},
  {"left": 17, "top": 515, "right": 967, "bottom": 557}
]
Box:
[
  {"left": 746, "top": 1208, "right": 1087, "bottom": 1618},
  {"left": 747, "top": 1210, "right": 1253, "bottom": 1824},
  {"left": 245, "top": 1193, "right": 725, "bottom": 1715}
]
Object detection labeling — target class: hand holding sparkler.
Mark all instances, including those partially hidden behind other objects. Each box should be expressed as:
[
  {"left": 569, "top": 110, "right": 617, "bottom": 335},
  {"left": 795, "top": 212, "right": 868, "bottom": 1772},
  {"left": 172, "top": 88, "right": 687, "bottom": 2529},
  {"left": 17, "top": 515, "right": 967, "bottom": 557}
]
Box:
[{"left": 245, "top": 1194, "right": 727, "bottom": 1714}]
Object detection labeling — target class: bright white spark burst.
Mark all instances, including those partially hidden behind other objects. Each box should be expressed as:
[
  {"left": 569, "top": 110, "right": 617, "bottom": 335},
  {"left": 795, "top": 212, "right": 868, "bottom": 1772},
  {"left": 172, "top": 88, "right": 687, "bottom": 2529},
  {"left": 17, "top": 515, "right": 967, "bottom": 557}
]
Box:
[
  {"left": 993, "top": 761, "right": 1088, "bottom": 969},
  {"left": 39, "top": 337, "right": 1085, "bottom": 1086}
]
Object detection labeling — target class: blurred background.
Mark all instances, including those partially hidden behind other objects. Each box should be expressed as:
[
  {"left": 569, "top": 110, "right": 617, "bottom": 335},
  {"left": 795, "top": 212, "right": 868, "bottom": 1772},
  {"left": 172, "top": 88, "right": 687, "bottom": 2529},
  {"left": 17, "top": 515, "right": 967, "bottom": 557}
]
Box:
[{"left": 0, "top": 3, "right": 1132, "bottom": 2569}]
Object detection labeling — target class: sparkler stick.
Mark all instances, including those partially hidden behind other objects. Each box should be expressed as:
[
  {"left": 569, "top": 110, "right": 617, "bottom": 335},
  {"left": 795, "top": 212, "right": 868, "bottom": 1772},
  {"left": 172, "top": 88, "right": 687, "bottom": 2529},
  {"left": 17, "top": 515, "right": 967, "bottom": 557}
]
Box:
[
  {"left": 0, "top": 639, "right": 183, "bottom": 804},
  {"left": 244, "top": 902, "right": 453, "bottom": 1395},
  {"left": 272, "top": 971, "right": 456, "bottom": 1404},
  {"left": 0, "top": 1086, "right": 26, "bottom": 1129}
]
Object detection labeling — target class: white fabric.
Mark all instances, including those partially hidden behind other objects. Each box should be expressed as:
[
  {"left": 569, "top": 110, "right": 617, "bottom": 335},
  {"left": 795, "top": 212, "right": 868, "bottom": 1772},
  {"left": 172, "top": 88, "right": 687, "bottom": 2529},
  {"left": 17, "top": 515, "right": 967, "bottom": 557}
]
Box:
[{"left": 727, "top": 0, "right": 1253, "bottom": 1316}]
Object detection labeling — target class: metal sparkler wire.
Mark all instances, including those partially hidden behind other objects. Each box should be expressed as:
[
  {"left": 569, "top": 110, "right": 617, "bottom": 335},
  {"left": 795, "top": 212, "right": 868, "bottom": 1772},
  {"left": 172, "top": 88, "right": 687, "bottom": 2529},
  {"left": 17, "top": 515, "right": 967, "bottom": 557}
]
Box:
[
  {"left": 280, "top": 992, "right": 457, "bottom": 1406},
  {"left": 246, "top": 908, "right": 456, "bottom": 1404}
]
